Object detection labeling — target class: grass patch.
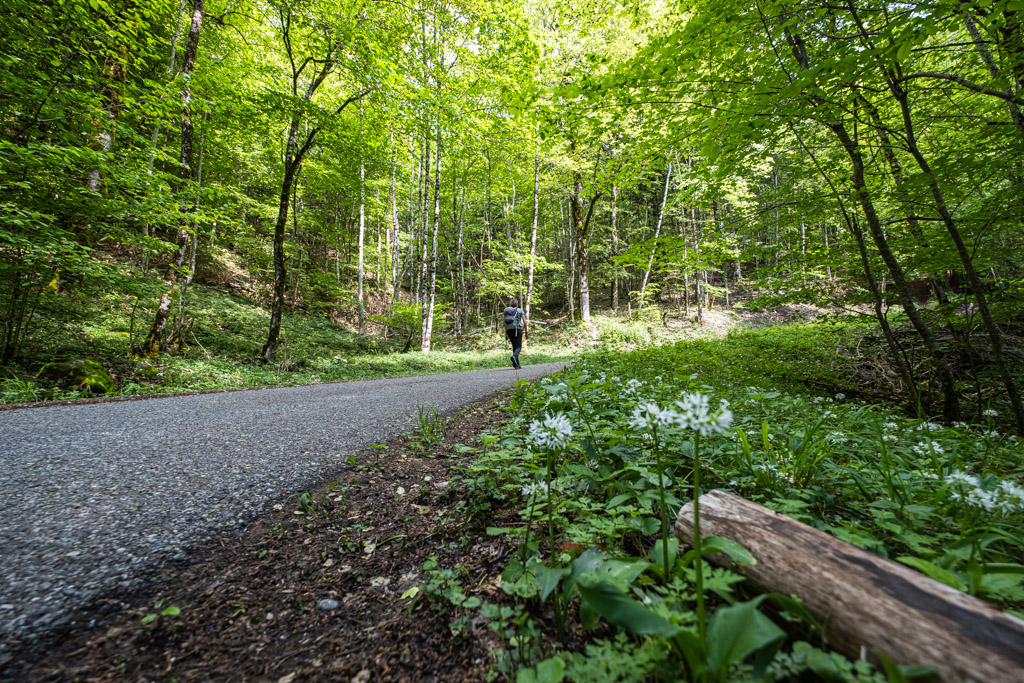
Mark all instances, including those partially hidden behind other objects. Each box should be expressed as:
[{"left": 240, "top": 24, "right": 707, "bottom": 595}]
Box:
[{"left": 0, "top": 281, "right": 574, "bottom": 403}]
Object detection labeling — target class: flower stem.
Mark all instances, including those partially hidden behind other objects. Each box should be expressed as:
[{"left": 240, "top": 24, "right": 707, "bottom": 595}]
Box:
[
  {"left": 654, "top": 430, "right": 671, "bottom": 582},
  {"left": 693, "top": 434, "right": 706, "bottom": 646}
]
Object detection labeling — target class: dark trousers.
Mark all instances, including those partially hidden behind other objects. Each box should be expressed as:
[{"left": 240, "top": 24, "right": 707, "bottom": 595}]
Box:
[{"left": 506, "top": 328, "right": 522, "bottom": 359}]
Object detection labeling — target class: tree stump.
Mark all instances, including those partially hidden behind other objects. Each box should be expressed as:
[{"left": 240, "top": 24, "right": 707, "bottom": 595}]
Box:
[{"left": 675, "top": 489, "right": 1024, "bottom": 682}]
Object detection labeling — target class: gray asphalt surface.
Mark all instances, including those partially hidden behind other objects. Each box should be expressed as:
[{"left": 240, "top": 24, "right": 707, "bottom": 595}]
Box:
[{"left": 0, "top": 362, "right": 565, "bottom": 658}]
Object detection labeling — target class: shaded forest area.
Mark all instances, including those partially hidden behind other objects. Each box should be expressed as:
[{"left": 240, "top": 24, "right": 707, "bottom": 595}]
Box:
[{"left": 2, "top": 0, "right": 1023, "bottom": 429}]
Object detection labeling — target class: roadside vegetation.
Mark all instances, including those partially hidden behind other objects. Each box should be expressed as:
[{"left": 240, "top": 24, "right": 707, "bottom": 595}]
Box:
[
  {"left": 435, "top": 325, "right": 1024, "bottom": 681},
  {"left": 0, "top": 276, "right": 576, "bottom": 404}
]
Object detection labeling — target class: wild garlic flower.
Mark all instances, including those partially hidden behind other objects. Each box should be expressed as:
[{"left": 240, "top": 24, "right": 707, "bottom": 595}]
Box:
[
  {"left": 629, "top": 402, "right": 674, "bottom": 431},
  {"left": 528, "top": 413, "right": 574, "bottom": 450},
  {"left": 628, "top": 393, "right": 734, "bottom": 437},
  {"left": 982, "top": 409, "right": 999, "bottom": 418},
  {"left": 623, "top": 378, "right": 645, "bottom": 396},
  {"left": 942, "top": 470, "right": 1024, "bottom": 514},
  {"left": 755, "top": 462, "right": 795, "bottom": 483},
  {"left": 945, "top": 469, "right": 980, "bottom": 487},
  {"left": 911, "top": 441, "right": 944, "bottom": 457},
  {"left": 671, "top": 392, "right": 734, "bottom": 436},
  {"left": 521, "top": 480, "right": 550, "bottom": 498},
  {"left": 999, "top": 480, "right": 1024, "bottom": 509}
]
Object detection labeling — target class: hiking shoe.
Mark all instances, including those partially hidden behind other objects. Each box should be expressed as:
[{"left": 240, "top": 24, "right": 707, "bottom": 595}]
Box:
[
  {"left": 514, "top": 357, "right": 521, "bottom": 369},
  {"left": 511, "top": 355, "right": 517, "bottom": 368}
]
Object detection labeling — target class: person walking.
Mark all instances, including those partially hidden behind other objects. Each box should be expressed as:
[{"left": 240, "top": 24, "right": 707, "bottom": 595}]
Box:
[{"left": 502, "top": 297, "right": 526, "bottom": 369}]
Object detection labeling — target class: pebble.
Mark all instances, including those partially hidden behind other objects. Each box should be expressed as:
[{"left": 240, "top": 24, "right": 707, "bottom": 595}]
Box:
[{"left": 316, "top": 598, "right": 340, "bottom": 612}]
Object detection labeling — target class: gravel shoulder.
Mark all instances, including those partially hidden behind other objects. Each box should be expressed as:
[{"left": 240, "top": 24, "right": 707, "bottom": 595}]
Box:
[{"left": 0, "top": 362, "right": 565, "bottom": 666}]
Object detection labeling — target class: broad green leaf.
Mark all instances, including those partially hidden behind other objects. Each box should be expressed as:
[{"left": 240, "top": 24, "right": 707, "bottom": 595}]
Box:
[
  {"left": 576, "top": 578, "right": 682, "bottom": 638},
  {"left": 532, "top": 562, "right": 567, "bottom": 602},
  {"left": 706, "top": 596, "right": 785, "bottom": 680}
]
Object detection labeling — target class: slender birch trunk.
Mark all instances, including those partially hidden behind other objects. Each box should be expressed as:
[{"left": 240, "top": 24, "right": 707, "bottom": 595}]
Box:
[
  {"left": 422, "top": 133, "right": 441, "bottom": 352},
  {"left": 357, "top": 99, "right": 366, "bottom": 334},
  {"left": 525, "top": 127, "right": 540, "bottom": 345},
  {"left": 639, "top": 158, "right": 672, "bottom": 309},
  {"left": 141, "top": 0, "right": 204, "bottom": 359}
]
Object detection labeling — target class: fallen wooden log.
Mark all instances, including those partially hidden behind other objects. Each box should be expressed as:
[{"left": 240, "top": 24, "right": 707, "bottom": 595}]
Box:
[{"left": 675, "top": 489, "right": 1024, "bottom": 682}]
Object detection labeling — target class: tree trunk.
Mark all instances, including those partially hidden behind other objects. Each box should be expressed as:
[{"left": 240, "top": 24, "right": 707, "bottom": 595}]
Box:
[
  {"left": 141, "top": 0, "right": 204, "bottom": 359},
  {"left": 525, "top": 128, "right": 540, "bottom": 345},
  {"left": 421, "top": 134, "right": 441, "bottom": 352},
  {"left": 788, "top": 121, "right": 922, "bottom": 413},
  {"left": 676, "top": 490, "right": 1024, "bottom": 682},
  {"left": 357, "top": 99, "right": 365, "bottom": 335},
  {"left": 829, "top": 119, "right": 960, "bottom": 420},
  {"left": 262, "top": 140, "right": 298, "bottom": 363},
  {"left": 961, "top": 8, "right": 1024, "bottom": 137},
  {"left": 639, "top": 159, "right": 672, "bottom": 309},
  {"left": 569, "top": 155, "right": 600, "bottom": 323},
  {"left": 389, "top": 131, "right": 400, "bottom": 304},
  {"left": 610, "top": 183, "right": 620, "bottom": 314},
  {"left": 888, "top": 81, "right": 1024, "bottom": 433},
  {"left": 418, "top": 136, "right": 431, "bottom": 313}
]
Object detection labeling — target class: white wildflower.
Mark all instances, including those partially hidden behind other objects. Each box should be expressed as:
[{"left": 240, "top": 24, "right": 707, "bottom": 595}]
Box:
[
  {"left": 999, "top": 480, "right": 1024, "bottom": 506},
  {"left": 521, "top": 480, "right": 550, "bottom": 498},
  {"left": 835, "top": 392, "right": 845, "bottom": 400},
  {"left": 982, "top": 409, "right": 998, "bottom": 418},
  {"left": 670, "top": 392, "right": 734, "bottom": 436},
  {"left": 528, "top": 413, "right": 574, "bottom": 450},
  {"left": 629, "top": 402, "right": 675, "bottom": 432},
  {"left": 883, "top": 422, "right": 899, "bottom": 431},
  {"left": 945, "top": 469, "right": 980, "bottom": 487},
  {"left": 966, "top": 488, "right": 997, "bottom": 512}
]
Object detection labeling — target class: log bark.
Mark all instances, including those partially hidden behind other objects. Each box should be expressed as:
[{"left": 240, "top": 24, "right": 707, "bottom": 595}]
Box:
[{"left": 675, "top": 490, "right": 1024, "bottom": 682}]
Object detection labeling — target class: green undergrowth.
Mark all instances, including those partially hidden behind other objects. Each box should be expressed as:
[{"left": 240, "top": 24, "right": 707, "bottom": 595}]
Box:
[
  {"left": 0, "top": 281, "right": 573, "bottom": 403},
  {"left": 428, "top": 322, "right": 1023, "bottom": 682}
]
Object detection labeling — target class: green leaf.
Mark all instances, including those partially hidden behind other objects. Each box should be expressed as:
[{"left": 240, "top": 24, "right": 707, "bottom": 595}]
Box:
[
  {"left": 703, "top": 536, "right": 756, "bottom": 566},
  {"left": 576, "top": 578, "right": 682, "bottom": 637},
  {"left": 896, "top": 557, "right": 965, "bottom": 591},
  {"left": 564, "top": 546, "right": 606, "bottom": 594},
  {"left": 517, "top": 656, "right": 565, "bottom": 683},
  {"left": 533, "top": 562, "right": 566, "bottom": 602},
  {"left": 607, "top": 492, "right": 633, "bottom": 508},
  {"left": 706, "top": 595, "right": 785, "bottom": 680}
]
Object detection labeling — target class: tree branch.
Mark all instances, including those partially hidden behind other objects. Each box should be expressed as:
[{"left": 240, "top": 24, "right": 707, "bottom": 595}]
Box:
[{"left": 895, "top": 71, "right": 1024, "bottom": 105}]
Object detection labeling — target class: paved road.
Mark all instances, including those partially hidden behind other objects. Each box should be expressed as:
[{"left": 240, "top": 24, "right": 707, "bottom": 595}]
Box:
[{"left": 0, "top": 362, "right": 565, "bottom": 658}]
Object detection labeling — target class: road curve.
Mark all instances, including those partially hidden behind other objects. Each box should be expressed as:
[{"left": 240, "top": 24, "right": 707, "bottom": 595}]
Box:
[{"left": 0, "top": 362, "right": 566, "bottom": 658}]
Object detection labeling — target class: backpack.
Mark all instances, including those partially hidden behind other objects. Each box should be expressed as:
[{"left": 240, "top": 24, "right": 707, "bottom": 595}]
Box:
[{"left": 503, "top": 307, "right": 521, "bottom": 330}]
